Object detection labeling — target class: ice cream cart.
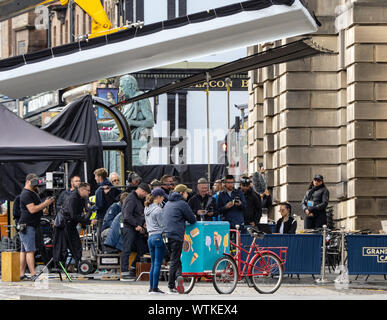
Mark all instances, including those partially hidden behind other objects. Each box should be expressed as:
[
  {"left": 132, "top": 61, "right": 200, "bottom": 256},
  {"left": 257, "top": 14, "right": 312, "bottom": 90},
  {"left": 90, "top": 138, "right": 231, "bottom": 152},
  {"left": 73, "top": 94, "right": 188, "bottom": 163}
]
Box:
[{"left": 181, "top": 221, "right": 230, "bottom": 292}]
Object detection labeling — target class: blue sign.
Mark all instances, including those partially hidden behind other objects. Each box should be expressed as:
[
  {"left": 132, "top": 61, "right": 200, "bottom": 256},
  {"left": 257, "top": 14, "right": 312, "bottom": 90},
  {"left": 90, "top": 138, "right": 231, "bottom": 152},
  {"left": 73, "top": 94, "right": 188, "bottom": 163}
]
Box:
[
  {"left": 240, "top": 234, "right": 323, "bottom": 274},
  {"left": 347, "top": 235, "right": 387, "bottom": 275}
]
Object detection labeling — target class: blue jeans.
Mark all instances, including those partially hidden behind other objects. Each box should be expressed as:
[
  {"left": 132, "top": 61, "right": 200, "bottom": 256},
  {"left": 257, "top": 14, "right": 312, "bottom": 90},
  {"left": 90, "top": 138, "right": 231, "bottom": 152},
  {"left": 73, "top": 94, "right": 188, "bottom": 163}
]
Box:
[
  {"left": 147, "top": 234, "right": 166, "bottom": 289},
  {"left": 19, "top": 226, "right": 36, "bottom": 252}
]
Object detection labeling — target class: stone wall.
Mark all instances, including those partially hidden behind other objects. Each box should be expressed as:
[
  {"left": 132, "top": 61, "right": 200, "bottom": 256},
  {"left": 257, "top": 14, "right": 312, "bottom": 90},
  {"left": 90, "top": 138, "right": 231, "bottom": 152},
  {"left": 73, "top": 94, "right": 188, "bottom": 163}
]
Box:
[{"left": 247, "top": 0, "right": 387, "bottom": 232}]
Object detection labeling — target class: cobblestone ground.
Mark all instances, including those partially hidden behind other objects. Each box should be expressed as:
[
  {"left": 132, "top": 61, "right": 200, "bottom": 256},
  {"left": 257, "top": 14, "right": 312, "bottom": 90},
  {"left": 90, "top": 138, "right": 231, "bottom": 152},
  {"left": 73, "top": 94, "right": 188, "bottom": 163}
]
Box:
[{"left": 0, "top": 272, "right": 386, "bottom": 300}]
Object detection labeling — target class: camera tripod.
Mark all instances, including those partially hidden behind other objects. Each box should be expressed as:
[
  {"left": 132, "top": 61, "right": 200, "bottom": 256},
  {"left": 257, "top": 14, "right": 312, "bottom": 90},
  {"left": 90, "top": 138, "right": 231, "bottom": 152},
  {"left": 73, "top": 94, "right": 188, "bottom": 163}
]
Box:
[{"left": 34, "top": 255, "right": 73, "bottom": 282}]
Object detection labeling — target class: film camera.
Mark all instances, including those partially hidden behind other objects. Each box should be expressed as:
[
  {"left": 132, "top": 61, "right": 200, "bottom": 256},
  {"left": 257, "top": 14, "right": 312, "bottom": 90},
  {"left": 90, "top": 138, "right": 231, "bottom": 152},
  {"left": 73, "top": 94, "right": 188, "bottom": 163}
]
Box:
[
  {"left": 30, "top": 172, "right": 66, "bottom": 190},
  {"left": 45, "top": 172, "right": 65, "bottom": 190}
]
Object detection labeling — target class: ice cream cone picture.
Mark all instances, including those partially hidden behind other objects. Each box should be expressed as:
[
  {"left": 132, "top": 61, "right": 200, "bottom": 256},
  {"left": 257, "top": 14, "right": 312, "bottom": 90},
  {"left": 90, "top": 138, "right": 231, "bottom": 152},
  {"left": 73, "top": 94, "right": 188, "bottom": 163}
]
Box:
[
  {"left": 184, "top": 233, "right": 193, "bottom": 252},
  {"left": 217, "top": 234, "right": 222, "bottom": 254},
  {"left": 214, "top": 232, "right": 219, "bottom": 252},
  {"left": 205, "top": 236, "right": 211, "bottom": 252},
  {"left": 190, "top": 252, "right": 199, "bottom": 265},
  {"left": 190, "top": 228, "right": 200, "bottom": 238},
  {"left": 223, "top": 233, "right": 229, "bottom": 253}
]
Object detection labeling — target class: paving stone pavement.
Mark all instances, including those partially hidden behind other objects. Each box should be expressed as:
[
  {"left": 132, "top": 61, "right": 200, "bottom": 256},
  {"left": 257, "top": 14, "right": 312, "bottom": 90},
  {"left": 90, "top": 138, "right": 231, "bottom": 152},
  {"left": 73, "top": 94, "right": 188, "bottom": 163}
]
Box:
[{"left": 0, "top": 272, "right": 386, "bottom": 300}]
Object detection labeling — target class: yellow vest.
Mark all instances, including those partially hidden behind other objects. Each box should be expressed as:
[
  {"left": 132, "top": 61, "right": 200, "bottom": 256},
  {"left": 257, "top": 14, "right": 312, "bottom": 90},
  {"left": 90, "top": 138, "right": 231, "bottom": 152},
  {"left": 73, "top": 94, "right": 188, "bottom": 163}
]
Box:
[{"left": 89, "top": 195, "right": 97, "bottom": 220}]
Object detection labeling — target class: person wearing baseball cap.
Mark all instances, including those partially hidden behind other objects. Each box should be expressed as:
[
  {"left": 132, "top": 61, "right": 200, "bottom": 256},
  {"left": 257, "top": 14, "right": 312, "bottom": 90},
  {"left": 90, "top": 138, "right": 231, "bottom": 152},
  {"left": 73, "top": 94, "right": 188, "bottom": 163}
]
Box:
[
  {"left": 301, "top": 174, "right": 330, "bottom": 229},
  {"left": 173, "top": 184, "right": 192, "bottom": 194},
  {"left": 163, "top": 184, "right": 196, "bottom": 294},
  {"left": 144, "top": 187, "right": 168, "bottom": 294},
  {"left": 120, "top": 182, "right": 150, "bottom": 281}
]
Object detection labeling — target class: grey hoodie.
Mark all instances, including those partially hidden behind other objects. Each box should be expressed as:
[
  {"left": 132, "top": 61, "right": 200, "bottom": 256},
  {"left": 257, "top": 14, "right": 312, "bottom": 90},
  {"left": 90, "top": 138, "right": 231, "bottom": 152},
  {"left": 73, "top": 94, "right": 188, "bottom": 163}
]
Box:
[{"left": 144, "top": 203, "right": 164, "bottom": 237}]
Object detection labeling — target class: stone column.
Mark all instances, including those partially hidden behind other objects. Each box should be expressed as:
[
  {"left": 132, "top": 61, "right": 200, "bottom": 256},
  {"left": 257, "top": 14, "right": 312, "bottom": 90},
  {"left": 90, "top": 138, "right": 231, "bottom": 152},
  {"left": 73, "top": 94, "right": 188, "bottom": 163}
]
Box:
[
  {"left": 345, "top": 0, "right": 387, "bottom": 232},
  {"left": 248, "top": 0, "right": 343, "bottom": 224}
]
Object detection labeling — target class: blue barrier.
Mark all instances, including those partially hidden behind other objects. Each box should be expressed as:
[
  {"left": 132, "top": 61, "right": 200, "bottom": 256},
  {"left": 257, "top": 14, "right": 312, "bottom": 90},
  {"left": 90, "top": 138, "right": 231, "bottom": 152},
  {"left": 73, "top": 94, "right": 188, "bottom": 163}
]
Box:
[
  {"left": 347, "top": 235, "right": 387, "bottom": 275},
  {"left": 240, "top": 234, "right": 323, "bottom": 274}
]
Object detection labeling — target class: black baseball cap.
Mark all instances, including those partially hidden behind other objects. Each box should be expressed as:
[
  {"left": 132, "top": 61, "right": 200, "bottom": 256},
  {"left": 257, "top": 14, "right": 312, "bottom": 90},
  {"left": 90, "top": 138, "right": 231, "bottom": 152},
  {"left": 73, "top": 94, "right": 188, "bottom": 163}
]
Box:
[
  {"left": 138, "top": 182, "right": 151, "bottom": 194},
  {"left": 313, "top": 174, "right": 324, "bottom": 181}
]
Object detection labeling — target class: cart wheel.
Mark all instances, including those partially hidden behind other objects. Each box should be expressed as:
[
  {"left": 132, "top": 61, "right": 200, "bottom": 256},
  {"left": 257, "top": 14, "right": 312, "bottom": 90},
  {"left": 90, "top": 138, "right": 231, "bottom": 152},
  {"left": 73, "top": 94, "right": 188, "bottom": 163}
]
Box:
[
  {"left": 79, "top": 261, "right": 93, "bottom": 275},
  {"left": 212, "top": 256, "right": 238, "bottom": 294},
  {"left": 183, "top": 276, "right": 196, "bottom": 294},
  {"left": 249, "top": 252, "right": 283, "bottom": 294}
]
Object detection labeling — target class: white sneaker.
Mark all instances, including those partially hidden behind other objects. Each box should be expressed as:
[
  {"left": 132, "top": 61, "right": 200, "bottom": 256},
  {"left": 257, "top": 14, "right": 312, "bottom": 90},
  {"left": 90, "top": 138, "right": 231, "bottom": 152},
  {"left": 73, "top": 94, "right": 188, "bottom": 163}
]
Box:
[{"left": 167, "top": 288, "right": 179, "bottom": 294}]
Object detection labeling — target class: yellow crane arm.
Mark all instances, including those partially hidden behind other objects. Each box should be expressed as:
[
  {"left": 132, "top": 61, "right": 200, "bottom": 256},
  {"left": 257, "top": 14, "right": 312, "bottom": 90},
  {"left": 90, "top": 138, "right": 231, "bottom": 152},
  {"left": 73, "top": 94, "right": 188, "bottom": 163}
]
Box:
[{"left": 59, "top": 0, "right": 113, "bottom": 37}]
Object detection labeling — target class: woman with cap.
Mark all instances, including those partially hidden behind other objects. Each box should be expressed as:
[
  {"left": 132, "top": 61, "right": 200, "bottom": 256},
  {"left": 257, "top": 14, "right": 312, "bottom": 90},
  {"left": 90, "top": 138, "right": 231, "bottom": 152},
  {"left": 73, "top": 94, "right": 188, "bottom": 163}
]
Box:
[
  {"left": 301, "top": 174, "right": 330, "bottom": 229},
  {"left": 144, "top": 187, "right": 167, "bottom": 295}
]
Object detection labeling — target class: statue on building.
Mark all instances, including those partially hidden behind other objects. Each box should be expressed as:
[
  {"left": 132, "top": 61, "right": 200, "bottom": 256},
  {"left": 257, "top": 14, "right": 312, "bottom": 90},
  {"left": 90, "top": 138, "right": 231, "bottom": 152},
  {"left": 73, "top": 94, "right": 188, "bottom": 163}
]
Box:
[{"left": 99, "top": 74, "right": 154, "bottom": 171}]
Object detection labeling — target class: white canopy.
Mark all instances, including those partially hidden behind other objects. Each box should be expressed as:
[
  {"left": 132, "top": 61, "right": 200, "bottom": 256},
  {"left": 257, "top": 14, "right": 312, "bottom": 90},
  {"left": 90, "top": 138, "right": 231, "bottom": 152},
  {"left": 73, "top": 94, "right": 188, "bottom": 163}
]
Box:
[{"left": 0, "top": 0, "right": 318, "bottom": 98}]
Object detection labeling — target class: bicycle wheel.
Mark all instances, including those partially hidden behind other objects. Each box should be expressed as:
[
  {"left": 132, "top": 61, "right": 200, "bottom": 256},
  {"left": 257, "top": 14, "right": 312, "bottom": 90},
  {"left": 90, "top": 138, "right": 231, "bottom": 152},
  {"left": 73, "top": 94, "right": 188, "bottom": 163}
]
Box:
[
  {"left": 212, "top": 256, "right": 238, "bottom": 294},
  {"left": 183, "top": 276, "right": 196, "bottom": 294},
  {"left": 249, "top": 252, "right": 283, "bottom": 294}
]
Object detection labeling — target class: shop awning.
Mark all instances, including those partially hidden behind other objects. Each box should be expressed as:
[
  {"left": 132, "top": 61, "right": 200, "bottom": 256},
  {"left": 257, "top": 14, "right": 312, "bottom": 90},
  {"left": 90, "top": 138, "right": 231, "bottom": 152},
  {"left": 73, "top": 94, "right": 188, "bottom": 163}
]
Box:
[
  {"left": 121, "top": 38, "right": 333, "bottom": 104},
  {"left": 0, "top": 0, "right": 320, "bottom": 98}
]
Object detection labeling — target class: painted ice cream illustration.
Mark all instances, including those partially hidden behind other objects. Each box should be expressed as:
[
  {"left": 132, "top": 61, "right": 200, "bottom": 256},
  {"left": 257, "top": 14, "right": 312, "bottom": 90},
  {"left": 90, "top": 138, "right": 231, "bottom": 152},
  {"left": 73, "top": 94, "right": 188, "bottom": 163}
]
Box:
[
  {"left": 190, "top": 252, "right": 199, "bottom": 265},
  {"left": 214, "top": 232, "right": 219, "bottom": 252},
  {"left": 216, "top": 234, "right": 222, "bottom": 254},
  {"left": 205, "top": 236, "right": 211, "bottom": 252},
  {"left": 184, "top": 233, "right": 193, "bottom": 252},
  {"left": 190, "top": 228, "right": 200, "bottom": 238},
  {"left": 223, "top": 233, "right": 229, "bottom": 253}
]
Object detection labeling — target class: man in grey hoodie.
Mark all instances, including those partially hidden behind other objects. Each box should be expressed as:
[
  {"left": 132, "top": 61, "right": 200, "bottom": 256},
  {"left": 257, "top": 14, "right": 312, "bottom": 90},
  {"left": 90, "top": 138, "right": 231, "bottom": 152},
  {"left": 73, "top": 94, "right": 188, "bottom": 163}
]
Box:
[{"left": 163, "top": 184, "right": 196, "bottom": 294}]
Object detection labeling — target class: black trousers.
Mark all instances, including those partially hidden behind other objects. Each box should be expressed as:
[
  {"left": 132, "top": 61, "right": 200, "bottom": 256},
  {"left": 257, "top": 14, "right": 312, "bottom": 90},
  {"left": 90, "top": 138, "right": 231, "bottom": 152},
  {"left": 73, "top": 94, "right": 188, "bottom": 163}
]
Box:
[
  {"left": 121, "top": 226, "right": 147, "bottom": 273},
  {"left": 166, "top": 239, "right": 183, "bottom": 289},
  {"left": 304, "top": 212, "right": 327, "bottom": 229}
]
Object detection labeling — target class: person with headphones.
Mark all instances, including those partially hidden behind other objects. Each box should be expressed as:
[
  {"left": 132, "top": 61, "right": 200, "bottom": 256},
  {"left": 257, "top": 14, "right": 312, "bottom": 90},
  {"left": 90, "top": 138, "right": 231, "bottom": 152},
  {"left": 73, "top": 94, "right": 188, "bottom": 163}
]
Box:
[
  {"left": 19, "top": 173, "right": 55, "bottom": 280},
  {"left": 274, "top": 202, "right": 297, "bottom": 234}
]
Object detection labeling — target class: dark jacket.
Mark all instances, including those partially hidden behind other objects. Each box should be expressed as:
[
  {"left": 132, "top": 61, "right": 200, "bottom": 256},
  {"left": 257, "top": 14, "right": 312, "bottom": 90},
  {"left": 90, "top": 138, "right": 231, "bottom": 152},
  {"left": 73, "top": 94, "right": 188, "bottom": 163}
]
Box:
[
  {"left": 104, "top": 212, "right": 123, "bottom": 251},
  {"left": 261, "top": 194, "right": 272, "bottom": 211},
  {"left": 242, "top": 188, "right": 262, "bottom": 225},
  {"left": 102, "top": 201, "right": 122, "bottom": 231},
  {"left": 61, "top": 190, "right": 92, "bottom": 261},
  {"left": 13, "top": 194, "right": 21, "bottom": 224},
  {"left": 301, "top": 184, "right": 329, "bottom": 217},
  {"left": 217, "top": 189, "right": 246, "bottom": 228},
  {"left": 56, "top": 189, "right": 73, "bottom": 213},
  {"left": 62, "top": 190, "right": 92, "bottom": 228},
  {"left": 188, "top": 193, "right": 217, "bottom": 221},
  {"left": 163, "top": 192, "right": 196, "bottom": 241},
  {"left": 275, "top": 216, "right": 297, "bottom": 234},
  {"left": 95, "top": 179, "right": 121, "bottom": 220},
  {"left": 121, "top": 191, "right": 145, "bottom": 229}
]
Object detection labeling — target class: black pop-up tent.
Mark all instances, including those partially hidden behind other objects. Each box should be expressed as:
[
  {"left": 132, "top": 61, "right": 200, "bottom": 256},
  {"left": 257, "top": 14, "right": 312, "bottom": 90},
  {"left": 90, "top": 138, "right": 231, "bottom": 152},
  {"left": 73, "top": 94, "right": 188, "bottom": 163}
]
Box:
[{"left": 0, "top": 96, "right": 101, "bottom": 200}]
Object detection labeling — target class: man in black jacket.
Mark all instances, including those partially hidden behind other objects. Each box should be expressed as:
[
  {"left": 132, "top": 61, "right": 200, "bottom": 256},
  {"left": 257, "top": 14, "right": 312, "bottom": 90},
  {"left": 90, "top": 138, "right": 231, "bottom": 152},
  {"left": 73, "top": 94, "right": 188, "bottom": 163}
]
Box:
[
  {"left": 56, "top": 175, "right": 81, "bottom": 213},
  {"left": 240, "top": 176, "right": 262, "bottom": 226},
  {"left": 120, "top": 182, "right": 150, "bottom": 281},
  {"left": 188, "top": 178, "right": 216, "bottom": 221},
  {"left": 61, "top": 183, "right": 96, "bottom": 268},
  {"left": 301, "top": 174, "right": 330, "bottom": 229}
]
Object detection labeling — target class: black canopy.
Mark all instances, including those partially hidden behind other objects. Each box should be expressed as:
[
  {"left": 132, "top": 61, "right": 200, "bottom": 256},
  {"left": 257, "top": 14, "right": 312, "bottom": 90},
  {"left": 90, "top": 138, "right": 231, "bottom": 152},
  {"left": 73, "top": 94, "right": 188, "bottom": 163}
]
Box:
[
  {"left": 124, "top": 38, "right": 332, "bottom": 104},
  {"left": 0, "top": 96, "right": 102, "bottom": 200},
  {"left": 0, "top": 103, "right": 86, "bottom": 162}
]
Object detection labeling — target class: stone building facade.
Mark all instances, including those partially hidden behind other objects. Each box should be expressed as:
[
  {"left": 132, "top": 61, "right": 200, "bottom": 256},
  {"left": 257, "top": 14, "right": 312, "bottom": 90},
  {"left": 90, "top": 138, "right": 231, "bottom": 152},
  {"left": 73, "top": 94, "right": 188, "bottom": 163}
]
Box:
[{"left": 247, "top": 0, "right": 387, "bottom": 232}]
